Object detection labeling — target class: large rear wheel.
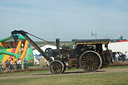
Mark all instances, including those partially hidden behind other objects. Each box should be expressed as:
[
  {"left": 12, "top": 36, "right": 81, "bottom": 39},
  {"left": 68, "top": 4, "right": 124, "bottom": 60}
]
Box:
[{"left": 79, "top": 51, "right": 102, "bottom": 72}]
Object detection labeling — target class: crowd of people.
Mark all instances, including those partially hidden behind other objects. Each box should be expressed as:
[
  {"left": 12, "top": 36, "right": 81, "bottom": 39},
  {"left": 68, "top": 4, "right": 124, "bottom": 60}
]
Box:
[
  {"left": 0, "top": 58, "right": 28, "bottom": 72},
  {"left": 0, "top": 42, "right": 29, "bottom": 71}
]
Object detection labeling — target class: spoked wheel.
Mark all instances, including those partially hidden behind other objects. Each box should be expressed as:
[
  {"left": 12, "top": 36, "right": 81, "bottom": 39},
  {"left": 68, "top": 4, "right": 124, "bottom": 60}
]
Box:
[
  {"left": 79, "top": 51, "right": 102, "bottom": 72},
  {"left": 49, "top": 60, "right": 64, "bottom": 74}
]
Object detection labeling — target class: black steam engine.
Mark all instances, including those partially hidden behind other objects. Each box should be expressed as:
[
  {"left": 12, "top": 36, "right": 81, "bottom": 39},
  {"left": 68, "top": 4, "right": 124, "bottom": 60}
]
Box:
[{"left": 11, "top": 30, "right": 113, "bottom": 74}]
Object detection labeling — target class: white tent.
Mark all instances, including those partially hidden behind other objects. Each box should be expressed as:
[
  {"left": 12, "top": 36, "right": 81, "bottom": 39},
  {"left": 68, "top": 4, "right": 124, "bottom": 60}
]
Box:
[
  {"left": 33, "top": 45, "right": 57, "bottom": 65},
  {"left": 108, "top": 42, "right": 128, "bottom": 54}
]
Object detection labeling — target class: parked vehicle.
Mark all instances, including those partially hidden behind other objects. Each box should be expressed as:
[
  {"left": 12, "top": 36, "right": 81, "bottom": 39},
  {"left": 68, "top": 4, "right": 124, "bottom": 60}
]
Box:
[{"left": 112, "top": 52, "right": 126, "bottom": 61}]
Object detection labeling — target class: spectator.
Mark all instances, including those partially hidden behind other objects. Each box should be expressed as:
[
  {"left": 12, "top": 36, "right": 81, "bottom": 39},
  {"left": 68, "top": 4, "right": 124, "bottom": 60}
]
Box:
[
  {"left": 21, "top": 61, "right": 24, "bottom": 70},
  {"left": 115, "top": 52, "right": 119, "bottom": 61},
  {"left": 10, "top": 58, "right": 13, "bottom": 70},
  {"left": 24, "top": 58, "right": 28, "bottom": 69},
  {"left": 5, "top": 59, "right": 10, "bottom": 71},
  {"left": 16, "top": 58, "right": 22, "bottom": 69},
  {"left": 0, "top": 61, "right": 3, "bottom": 71},
  {"left": 125, "top": 51, "right": 128, "bottom": 61},
  {"left": 14, "top": 60, "right": 18, "bottom": 69},
  {"left": 19, "top": 58, "right": 22, "bottom": 69},
  {"left": 13, "top": 60, "right": 17, "bottom": 70}
]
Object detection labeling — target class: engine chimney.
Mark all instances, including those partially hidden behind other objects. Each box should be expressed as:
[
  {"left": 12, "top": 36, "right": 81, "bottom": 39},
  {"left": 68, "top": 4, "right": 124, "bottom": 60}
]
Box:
[{"left": 56, "top": 38, "right": 60, "bottom": 52}]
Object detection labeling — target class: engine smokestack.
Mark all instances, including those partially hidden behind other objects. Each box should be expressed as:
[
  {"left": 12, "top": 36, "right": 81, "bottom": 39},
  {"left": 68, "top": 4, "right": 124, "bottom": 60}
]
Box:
[{"left": 56, "top": 38, "right": 60, "bottom": 51}]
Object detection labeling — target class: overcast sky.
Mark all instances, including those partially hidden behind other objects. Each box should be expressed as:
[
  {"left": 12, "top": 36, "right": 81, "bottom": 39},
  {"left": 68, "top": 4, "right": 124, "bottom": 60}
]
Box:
[{"left": 0, "top": 0, "right": 128, "bottom": 41}]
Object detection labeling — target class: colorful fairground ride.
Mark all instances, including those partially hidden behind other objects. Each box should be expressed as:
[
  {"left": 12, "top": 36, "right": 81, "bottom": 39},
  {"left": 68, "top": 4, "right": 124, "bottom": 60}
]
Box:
[{"left": 0, "top": 35, "right": 34, "bottom": 68}]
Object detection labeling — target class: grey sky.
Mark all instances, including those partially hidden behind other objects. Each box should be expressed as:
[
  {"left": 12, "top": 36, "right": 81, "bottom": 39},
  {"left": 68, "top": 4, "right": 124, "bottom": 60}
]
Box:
[{"left": 0, "top": 0, "right": 128, "bottom": 41}]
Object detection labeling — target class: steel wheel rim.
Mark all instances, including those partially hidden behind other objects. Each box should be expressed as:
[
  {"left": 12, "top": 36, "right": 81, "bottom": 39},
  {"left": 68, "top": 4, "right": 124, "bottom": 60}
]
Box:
[
  {"left": 50, "top": 60, "right": 64, "bottom": 74},
  {"left": 80, "top": 51, "right": 102, "bottom": 71}
]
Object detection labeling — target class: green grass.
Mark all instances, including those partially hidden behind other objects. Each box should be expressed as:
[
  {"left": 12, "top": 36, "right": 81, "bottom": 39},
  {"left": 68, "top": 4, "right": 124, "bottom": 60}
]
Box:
[
  {"left": 108, "top": 65, "right": 128, "bottom": 68},
  {"left": 0, "top": 66, "right": 128, "bottom": 85}
]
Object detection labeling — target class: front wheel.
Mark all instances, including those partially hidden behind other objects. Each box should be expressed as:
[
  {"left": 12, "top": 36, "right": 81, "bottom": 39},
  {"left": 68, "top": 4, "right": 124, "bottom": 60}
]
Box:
[
  {"left": 49, "top": 60, "right": 64, "bottom": 74},
  {"left": 79, "top": 51, "right": 102, "bottom": 72}
]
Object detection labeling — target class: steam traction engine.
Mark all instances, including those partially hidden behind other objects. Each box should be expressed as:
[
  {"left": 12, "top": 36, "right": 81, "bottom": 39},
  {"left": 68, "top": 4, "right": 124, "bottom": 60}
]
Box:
[
  {"left": 11, "top": 30, "right": 113, "bottom": 74},
  {"left": 47, "top": 39, "right": 113, "bottom": 74}
]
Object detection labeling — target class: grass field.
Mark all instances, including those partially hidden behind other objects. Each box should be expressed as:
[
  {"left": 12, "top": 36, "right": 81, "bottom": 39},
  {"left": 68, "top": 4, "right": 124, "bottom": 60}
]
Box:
[{"left": 0, "top": 66, "right": 128, "bottom": 85}]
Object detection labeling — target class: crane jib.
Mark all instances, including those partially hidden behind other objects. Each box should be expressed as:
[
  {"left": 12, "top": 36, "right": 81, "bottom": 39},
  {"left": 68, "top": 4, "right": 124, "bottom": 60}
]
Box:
[{"left": 11, "top": 30, "right": 52, "bottom": 62}]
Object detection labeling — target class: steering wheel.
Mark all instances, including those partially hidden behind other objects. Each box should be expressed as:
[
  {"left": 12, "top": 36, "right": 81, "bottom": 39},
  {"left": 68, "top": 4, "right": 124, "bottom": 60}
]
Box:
[{"left": 45, "top": 48, "right": 53, "bottom": 57}]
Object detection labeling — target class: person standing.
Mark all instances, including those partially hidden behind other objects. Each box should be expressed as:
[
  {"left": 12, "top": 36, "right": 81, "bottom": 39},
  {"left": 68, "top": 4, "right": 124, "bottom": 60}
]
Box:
[
  {"left": 5, "top": 59, "right": 10, "bottom": 71},
  {"left": 19, "top": 58, "right": 22, "bottom": 69},
  {"left": 125, "top": 51, "right": 128, "bottom": 61},
  {"left": 21, "top": 61, "right": 24, "bottom": 70},
  {"left": 24, "top": 58, "right": 28, "bottom": 69},
  {"left": 16, "top": 59, "right": 19, "bottom": 69},
  {"left": 10, "top": 58, "right": 13, "bottom": 70},
  {"left": 16, "top": 58, "right": 22, "bottom": 69},
  {"left": 0, "top": 61, "right": 3, "bottom": 71},
  {"left": 115, "top": 52, "right": 119, "bottom": 61}
]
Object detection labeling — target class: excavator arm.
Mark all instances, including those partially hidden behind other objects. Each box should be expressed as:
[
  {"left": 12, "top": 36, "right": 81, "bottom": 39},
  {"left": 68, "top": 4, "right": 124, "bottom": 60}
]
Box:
[{"left": 11, "top": 30, "right": 52, "bottom": 62}]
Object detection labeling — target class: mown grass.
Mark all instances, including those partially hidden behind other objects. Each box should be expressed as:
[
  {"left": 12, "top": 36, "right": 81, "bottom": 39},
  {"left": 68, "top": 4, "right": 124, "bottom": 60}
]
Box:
[{"left": 0, "top": 66, "right": 128, "bottom": 85}]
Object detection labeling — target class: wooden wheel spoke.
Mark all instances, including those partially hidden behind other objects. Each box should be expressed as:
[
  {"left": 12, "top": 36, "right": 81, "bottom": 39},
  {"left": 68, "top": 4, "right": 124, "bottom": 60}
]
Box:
[
  {"left": 90, "top": 56, "right": 95, "bottom": 61},
  {"left": 82, "top": 59, "right": 89, "bottom": 63}
]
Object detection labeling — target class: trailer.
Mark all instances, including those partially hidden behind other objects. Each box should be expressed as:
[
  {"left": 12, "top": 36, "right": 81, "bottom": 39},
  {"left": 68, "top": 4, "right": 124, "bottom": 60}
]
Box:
[{"left": 11, "top": 30, "right": 113, "bottom": 74}]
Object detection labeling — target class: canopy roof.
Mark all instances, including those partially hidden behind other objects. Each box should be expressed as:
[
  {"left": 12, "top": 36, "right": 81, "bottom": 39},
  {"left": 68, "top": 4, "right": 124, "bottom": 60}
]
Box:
[{"left": 73, "top": 39, "right": 110, "bottom": 45}]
